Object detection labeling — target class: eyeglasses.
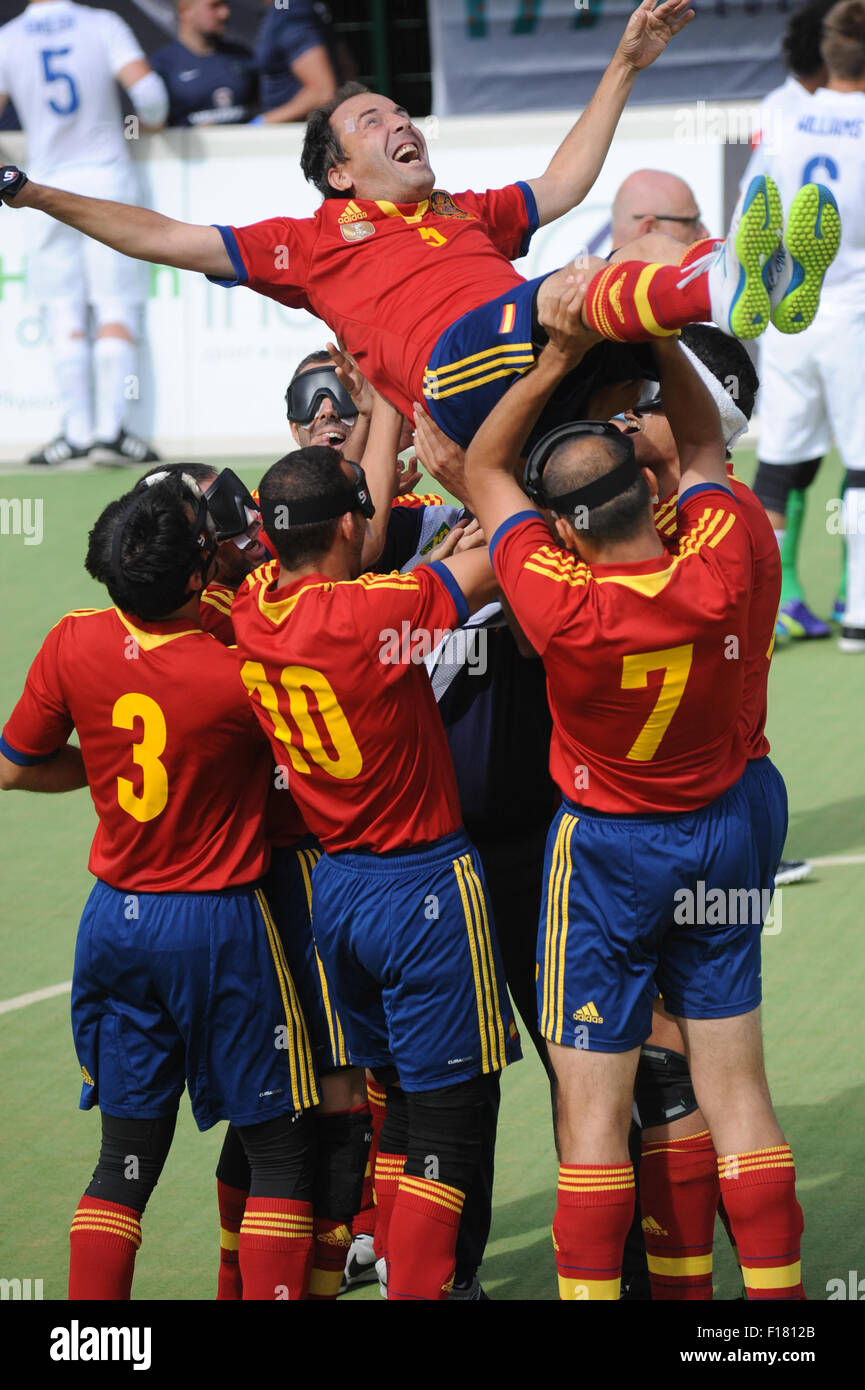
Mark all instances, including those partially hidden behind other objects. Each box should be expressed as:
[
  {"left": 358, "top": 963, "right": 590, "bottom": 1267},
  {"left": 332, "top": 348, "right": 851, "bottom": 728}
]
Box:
[{"left": 633, "top": 212, "right": 702, "bottom": 228}]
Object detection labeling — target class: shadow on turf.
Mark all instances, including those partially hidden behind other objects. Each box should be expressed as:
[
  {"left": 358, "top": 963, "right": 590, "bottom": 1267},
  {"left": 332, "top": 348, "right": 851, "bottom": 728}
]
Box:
[{"left": 786, "top": 794, "right": 865, "bottom": 858}]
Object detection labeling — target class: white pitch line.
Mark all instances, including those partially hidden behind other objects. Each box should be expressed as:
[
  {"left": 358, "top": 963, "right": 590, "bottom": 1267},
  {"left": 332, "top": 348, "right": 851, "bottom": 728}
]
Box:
[
  {"left": 807, "top": 854, "right": 865, "bottom": 868},
  {"left": 0, "top": 980, "right": 72, "bottom": 1015}
]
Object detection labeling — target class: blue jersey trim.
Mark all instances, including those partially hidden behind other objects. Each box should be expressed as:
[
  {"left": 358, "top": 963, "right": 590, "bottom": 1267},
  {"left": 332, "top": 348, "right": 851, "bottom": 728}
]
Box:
[
  {"left": 0, "top": 733, "right": 61, "bottom": 766},
  {"left": 678, "top": 480, "right": 734, "bottom": 508},
  {"left": 207, "top": 226, "right": 248, "bottom": 287},
  {"left": 515, "top": 180, "right": 539, "bottom": 258},
  {"left": 428, "top": 560, "right": 470, "bottom": 627},
  {"left": 489, "top": 509, "right": 540, "bottom": 560}
]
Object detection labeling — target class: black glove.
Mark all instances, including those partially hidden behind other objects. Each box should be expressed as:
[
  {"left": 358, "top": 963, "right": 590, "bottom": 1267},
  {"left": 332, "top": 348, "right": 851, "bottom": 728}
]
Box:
[{"left": 0, "top": 166, "right": 28, "bottom": 204}]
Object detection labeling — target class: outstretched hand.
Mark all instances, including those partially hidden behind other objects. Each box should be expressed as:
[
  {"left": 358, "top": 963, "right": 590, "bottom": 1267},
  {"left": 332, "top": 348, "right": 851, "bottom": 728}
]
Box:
[
  {"left": 617, "top": 0, "right": 695, "bottom": 73},
  {"left": 326, "top": 340, "right": 376, "bottom": 417}
]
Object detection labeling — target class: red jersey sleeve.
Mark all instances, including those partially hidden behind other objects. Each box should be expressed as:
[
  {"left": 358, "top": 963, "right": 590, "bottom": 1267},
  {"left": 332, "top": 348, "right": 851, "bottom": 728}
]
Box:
[
  {"left": 490, "top": 510, "right": 585, "bottom": 656},
  {"left": 351, "top": 562, "right": 467, "bottom": 659},
  {"left": 1, "top": 620, "right": 74, "bottom": 763},
  {"left": 675, "top": 482, "right": 753, "bottom": 605},
  {"left": 200, "top": 582, "right": 236, "bottom": 645},
  {"left": 208, "top": 216, "right": 315, "bottom": 309},
  {"left": 453, "top": 182, "right": 539, "bottom": 262}
]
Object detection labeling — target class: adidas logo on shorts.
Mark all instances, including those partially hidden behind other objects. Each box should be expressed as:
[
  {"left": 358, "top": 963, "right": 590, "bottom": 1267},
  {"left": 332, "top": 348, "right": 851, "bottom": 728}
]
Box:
[{"left": 572, "top": 1000, "right": 603, "bottom": 1024}]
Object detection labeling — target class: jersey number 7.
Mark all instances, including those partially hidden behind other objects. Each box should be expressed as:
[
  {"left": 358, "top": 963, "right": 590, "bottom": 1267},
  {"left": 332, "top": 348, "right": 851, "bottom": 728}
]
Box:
[{"left": 621, "top": 644, "right": 693, "bottom": 762}]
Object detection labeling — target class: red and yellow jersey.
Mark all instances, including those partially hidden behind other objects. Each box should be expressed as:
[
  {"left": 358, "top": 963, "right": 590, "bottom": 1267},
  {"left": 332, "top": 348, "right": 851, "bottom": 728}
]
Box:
[
  {"left": 199, "top": 580, "right": 237, "bottom": 646},
  {"left": 210, "top": 183, "right": 538, "bottom": 416},
  {"left": 490, "top": 485, "right": 753, "bottom": 814},
  {"left": 0, "top": 607, "right": 271, "bottom": 891},
  {"left": 653, "top": 469, "right": 780, "bottom": 760},
  {"left": 198, "top": 580, "right": 310, "bottom": 846},
  {"left": 231, "top": 558, "right": 468, "bottom": 853}
]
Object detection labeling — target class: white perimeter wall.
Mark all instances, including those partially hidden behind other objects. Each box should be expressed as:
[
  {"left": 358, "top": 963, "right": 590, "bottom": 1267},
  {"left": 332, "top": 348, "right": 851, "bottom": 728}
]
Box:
[{"left": 0, "top": 105, "right": 749, "bottom": 460}]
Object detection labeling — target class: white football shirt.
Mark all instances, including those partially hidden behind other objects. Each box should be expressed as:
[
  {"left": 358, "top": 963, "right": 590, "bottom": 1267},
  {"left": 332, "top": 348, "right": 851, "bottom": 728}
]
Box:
[
  {"left": 0, "top": 1, "right": 143, "bottom": 178},
  {"left": 754, "top": 81, "right": 865, "bottom": 311}
]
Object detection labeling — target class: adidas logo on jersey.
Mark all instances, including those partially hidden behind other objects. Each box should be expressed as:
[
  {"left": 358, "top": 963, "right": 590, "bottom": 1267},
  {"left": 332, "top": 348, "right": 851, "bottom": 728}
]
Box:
[
  {"left": 81, "top": 1065, "right": 95, "bottom": 1086},
  {"left": 572, "top": 1000, "right": 603, "bottom": 1024},
  {"left": 641, "top": 1215, "right": 669, "bottom": 1236},
  {"left": 338, "top": 200, "right": 368, "bottom": 224}
]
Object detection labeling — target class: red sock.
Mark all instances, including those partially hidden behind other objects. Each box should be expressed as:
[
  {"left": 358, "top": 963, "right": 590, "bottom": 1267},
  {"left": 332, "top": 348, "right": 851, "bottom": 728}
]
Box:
[
  {"left": 717, "top": 1145, "right": 805, "bottom": 1300},
  {"left": 640, "top": 1130, "right": 719, "bottom": 1300},
  {"left": 308, "top": 1218, "right": 353, "bottom": 1300},
  {"left": 553, "top": 1162, "right": 635, "bottom": 1300},
  {"left": 238, "top": 1197, "right": 313, "bottom": 1300},
  {"left": 583, "top": 259, "right": 712, "bottom": 342},
  {"left": 68, "top": 1196, "right": 142, "bottom": 1300},
  {"left": 678, "top": 236, "right": 723, "bottom": 269},
  {"left": 372, "top": 1151, "right": 405, "bottom": 1273},
  {"left": 216, "top": 1180, "right": 247, "bottom": 1301},
  {"left": 717, "top": 1193, "right": 739, "bottom": 1261},
  {"left": 353, "top": 1077, "right": 386, "bottom": 1238},
  {"left": 387, "top": 1174, "right": 465, "bottom": 1300}
]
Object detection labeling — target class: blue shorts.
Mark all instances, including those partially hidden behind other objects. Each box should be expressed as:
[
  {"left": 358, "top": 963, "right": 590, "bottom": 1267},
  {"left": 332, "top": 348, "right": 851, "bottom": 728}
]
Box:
[
  {"left": 72, "top": 879, "right": 319, "bottom": 1130},
  {"left": 311, "top": 829, "right": 522, "bottom": 1091},
  {"left": 423, "top": 277, "right": 544, "bottom": 448},
  {"left": 265, "top": 840, "right": 350, "bottom": 1073},
  {"left": 538, "top": 778, "right": 762, "bottom": 1054},
  {"left": 742, "top": 755, "right": 788, "bottom": 896}
]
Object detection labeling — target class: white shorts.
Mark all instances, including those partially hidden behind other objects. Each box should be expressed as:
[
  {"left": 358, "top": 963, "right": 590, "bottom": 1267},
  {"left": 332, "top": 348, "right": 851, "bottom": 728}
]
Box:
[
  {"left": 757, "top": 304, "right": 865, "bottom": 473},
  {"left": 26, "top": 161, "right": 148, "bottom": 308}
]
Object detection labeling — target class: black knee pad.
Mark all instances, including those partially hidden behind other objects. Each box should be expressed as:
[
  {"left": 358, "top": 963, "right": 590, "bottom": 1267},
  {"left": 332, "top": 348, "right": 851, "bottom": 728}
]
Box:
[
  {"left": 216, "top": 1124, "right": 251, "bottom": 1191},
  {"left": 845, "top": 468, "right": 865, "bottom": 491},
  {"left": 236, "top": 1110, "right": 317, "bottom": 1203},
  {"left": 404, "top": 1074, "right": 499, "bottom": 1194},
  {"left": 753, "top": 457, "right": 822, "bottom": 513},
  {"left": 633, "top": 1045, "right": 699, "bottom": 1131},
  {"left": 313, "top": 1110, "right": 372, "bottom": 1222},
  {"left": 85, "top": 1111, "right": 177, "bottom": 1213}
]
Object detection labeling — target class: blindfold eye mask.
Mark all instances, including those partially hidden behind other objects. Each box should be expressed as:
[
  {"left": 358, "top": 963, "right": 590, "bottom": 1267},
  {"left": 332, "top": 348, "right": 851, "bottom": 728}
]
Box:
[{"left": 285, "top": 366, "right": 358, "bottom": 425}]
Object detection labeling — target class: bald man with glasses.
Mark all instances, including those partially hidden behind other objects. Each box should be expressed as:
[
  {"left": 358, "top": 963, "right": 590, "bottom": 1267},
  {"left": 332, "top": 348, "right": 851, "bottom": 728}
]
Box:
[{"left": 610, "top": 168, "right": 709, "bottom": 249}]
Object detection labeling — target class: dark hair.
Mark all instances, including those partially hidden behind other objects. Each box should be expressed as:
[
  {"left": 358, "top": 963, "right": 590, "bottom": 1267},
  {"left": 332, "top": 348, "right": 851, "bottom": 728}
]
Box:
[
  {"left": 679, "top": 324, "right": 760, "bottom": 422},
  {"left": 259, "top": 446, "right": 354, "bottom": 568},
  {"left": 289, "top": 349, "right": 333, "bottom": 387},
  {"left": 784, "top": 0, "right": 838, "bottom": 74},
  {"left": 134, "top": 461, "right": 218, "bottom": 490},
  {"left": 300, "top": 81, "right": 370, "bottom": 199},
  {"left": 821, "top": 0, "right": 865, "bottom": 77},
  {"left": 544, "top": 431, "right": 650, "bottom": 545},
  {"left": 85, "top": 474, "right": 211, "bottom": 619}
]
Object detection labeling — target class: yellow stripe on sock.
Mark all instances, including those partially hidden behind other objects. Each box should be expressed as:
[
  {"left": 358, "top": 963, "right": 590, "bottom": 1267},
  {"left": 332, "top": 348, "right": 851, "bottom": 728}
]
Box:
[
  {"left": 742, "top": 1262, "right": 801, "bottom": 1290},
  {"left": 558, "top": 1274, "right": 621, "bottom": 1300},
  {"left": 220, "top": 1228, "right": 240, "bottom": 1251},
  {"left": 634, "top": 263, "right": 680, "bottom": 338},
  {"left": 647, "top": 1253, "right": 713, "bottom": 1277},
  {"left": 309, "top": 1267, "right": 345, "bottom": 1298}
]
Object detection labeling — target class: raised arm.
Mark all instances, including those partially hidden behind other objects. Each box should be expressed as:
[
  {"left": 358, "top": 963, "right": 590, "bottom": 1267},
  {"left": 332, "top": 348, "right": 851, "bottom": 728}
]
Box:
[
  {"left": 651, "top": 336, "right": 729, "bottom": 495},
  {"left": 0, "top": 170, "right": 232, "bottom": 277},
  {"left": 356, "top": 389, "right": 402, "bottom": 569},
  {"left": 526, "top": 0, "right": 693, "bottom": 227}
]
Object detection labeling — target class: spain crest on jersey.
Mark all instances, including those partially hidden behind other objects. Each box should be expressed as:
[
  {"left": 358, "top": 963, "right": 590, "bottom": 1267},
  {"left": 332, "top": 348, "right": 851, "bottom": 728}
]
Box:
[{"left": 429, "top": 190, "right": 473, "bottom": 220}]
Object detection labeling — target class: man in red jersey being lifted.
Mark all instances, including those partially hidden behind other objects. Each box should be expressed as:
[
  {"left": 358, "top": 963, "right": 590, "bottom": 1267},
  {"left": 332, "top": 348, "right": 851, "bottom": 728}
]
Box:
[
  {"left": 230, "top": 445, "right": 522, "bottom": 1300},
  {"left": 1, "top": 6, "right": 839, "bottom": 446},
  {"left": 463, "top": 278, "right": 805, "bottom": 1302}
]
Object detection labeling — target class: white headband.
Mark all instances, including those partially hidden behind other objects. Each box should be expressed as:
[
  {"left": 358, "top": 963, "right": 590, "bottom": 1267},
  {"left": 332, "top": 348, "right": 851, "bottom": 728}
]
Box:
[{"left": 679, "top": 341, "right": 750, "bottom": 450}]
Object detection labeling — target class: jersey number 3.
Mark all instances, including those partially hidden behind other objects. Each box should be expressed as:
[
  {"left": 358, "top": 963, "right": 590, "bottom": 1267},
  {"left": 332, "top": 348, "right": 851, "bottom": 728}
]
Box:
[
  {"left": 112, "top": 693, "right": 169, "bottom": 823},
  {"left": 621, "top": 644, "right": 693, "bottom": 762}
]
